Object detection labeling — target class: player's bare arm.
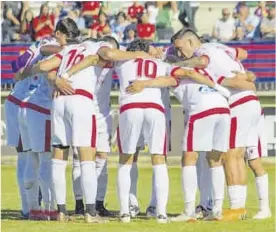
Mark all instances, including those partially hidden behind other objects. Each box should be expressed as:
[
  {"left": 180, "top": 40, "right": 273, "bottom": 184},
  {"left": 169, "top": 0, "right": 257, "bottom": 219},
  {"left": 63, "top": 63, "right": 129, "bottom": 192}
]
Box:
[
  {"left": 18, "top": 56, "right": 61, "bottom": 80},
  {"left": 126, "top": 76, "right": 178, "bottom": 94},
  {"left": 40, "top": 45, "right": 63, "bottom": 56},
  {"left": 48, "top": 70, "right": 75, "bottom": 95},
  {"left": 97, "top": 47, "right": 150, "bottom": 61},
  {"left": 172, "top": 56, "right": 209, "bottom": 68},
  {"left": 63, "top": 55, "right": 103, "bottom": 78},
  {"left": 220, "top": 77, "right": 256, "bottom": 91}
]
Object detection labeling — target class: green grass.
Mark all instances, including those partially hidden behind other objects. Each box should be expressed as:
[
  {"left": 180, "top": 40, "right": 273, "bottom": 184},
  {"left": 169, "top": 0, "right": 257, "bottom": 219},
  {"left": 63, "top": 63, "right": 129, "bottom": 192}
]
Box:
[{"left": 1, "top": 164, "right": 275, "bottom": 232}]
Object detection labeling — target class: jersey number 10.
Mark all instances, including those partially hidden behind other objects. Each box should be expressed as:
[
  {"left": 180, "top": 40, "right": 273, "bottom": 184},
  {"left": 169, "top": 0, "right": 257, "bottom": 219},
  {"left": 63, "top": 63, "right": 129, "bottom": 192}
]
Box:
[
  {"left": 66, "top": 49, "right": 85, "bottom": 69},
  {"left": 135, "top": 58, "right": 157, "bottom": 79}
]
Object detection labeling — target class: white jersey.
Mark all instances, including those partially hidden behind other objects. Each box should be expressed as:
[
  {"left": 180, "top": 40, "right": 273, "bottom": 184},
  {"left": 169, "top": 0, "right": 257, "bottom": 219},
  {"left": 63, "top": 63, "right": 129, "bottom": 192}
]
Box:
[
  {"left": 194, "top": 42, "right": 256, "bottom": 103},
  {"left": 10, "top": 37, "right": 57, "bottom": 101},
  {"left": 173, "top": 78, "right": 229, "bottom": 114},
  {"left": 56, "top": 41, "right": 112, "bottom": 96},
  {"left": 115, "top": 58, "right": 174, "bottom": 107},
  {"left": 96, "top": 68, "right": 113, "bottom": 117}
]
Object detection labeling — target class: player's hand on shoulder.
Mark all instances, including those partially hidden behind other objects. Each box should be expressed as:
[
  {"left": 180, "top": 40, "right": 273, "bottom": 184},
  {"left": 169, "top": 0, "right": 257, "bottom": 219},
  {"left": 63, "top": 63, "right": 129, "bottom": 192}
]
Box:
[
  {"left": 135, "top": 51, "right": 151, "bottom": 59},
  {"left": 231, "top": 70, "right": 247, "bottom": 80},
  {"left": 126, "top": 80, "right": 147, "bottom": 94},
  {"left": 14, "top": 68, "right": 25, "bottom": 81}
]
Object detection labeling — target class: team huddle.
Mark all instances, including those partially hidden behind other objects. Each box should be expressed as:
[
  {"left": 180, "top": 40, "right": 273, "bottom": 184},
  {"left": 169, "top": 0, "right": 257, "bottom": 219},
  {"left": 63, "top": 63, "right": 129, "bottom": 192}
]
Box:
[{"left": 5, "top": 18, "right": 271, "bottom": 224}]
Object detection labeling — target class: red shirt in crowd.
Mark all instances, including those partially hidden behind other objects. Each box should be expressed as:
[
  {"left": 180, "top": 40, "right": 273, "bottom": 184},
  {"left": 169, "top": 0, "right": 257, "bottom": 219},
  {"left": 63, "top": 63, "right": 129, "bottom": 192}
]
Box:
[
  {"left": 91, "top": 22, "right": 108, "bottom": 32},
  {"left": 82, "top": 1, "right": 101, "bottom": 19},
  {"left": 32, "top": 14, "right": 55, "bottom": 40},
  {"left": 137, "top": 23, "right": 155, "bottom": 39},
  {"left": 128, "top": 4, "right": 144, "bottom": 19}
]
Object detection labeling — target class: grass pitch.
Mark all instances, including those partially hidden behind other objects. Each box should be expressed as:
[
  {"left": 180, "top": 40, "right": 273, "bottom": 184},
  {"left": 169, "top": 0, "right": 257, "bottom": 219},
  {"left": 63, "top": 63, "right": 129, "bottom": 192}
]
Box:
[{"left": 1, "top": 160, "right": 275, "bottom": 232}]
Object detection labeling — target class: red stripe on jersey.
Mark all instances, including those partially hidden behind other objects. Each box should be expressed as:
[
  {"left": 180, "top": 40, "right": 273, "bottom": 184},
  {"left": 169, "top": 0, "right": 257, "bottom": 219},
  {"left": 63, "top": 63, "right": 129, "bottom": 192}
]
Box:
[
  {"left": 120, "top": 103, "right": 165, "bottom": 114},
  {"left": 234, "top": 47, "right": 239, "bottom": 60},
  {"left": 170, "top": 67, "right": 181, "bottom": 77},
  {"left": 230, "top": 117, "right": 237, "bottom": 149},
  {"left": 229, "top": 95, "right": 259, "bottom": 109},
  {"left": 117, "top": 127, "right": 122, "bottom": 154},
  {"left": 217, "top": 76, "right": 225, "bottom": 84},
  {"left": 194, "top": 68, "right": 214, "bottom": 82},
  {"left": 187, "top": 108, "right": 230, "bottom": 151},
  {"left": 7, "top": 95, "right": 22, "bottom": 106},
  {"left": 91, "top": 115, "right": 97, "bottom": 148},
  {"left": 21, "top": 102, "right": 51, "bottom": 115},
  {"left": 55, "top": 53, "right": 63, "bottom": 60},
  {"left": 45, "top": 120, "right": 51, "bottom": 152}
]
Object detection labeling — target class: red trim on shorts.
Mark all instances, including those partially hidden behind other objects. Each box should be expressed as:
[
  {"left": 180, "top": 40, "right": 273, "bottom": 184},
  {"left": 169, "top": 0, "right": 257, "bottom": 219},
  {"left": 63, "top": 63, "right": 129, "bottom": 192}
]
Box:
[
  {"left": 17, "top": 135, "right": 23, "bottom": 152},
  {"left": 229, "top": 95, "right": 259, "bottom": 109},
  {"left": 7, "top": 95, "right": 22, "bottom": 106},
  {"left": 258, "top": 137, "right": 262, "bottom": 158},
  {"left": 120, "top": 103, "right": 165, "bottom": 114},
  {"left": 230, "top": 117, "right": 237, "bottom": 149},
  {"left": 117, "top": 127, "right": 122, "bottom": 154},
  {"left": 163, "top": 131, "right": 167, "bottom": 156},
  {"left": 91, "top": 115, "right": 97, "bottom": 148},
  {"left": 217, "top": 76, "right": 225, "bottom": 84},
  {"left": 55, "top": 54, "right": 63, "bottom": 60},
  {"left": 74, "top": 89, "right": 94, "bottom": 100},
  {"left": 45, "top": 120, "right": 51, "bottom": 152},
  {"left": 187, "top": 108, "right": 230, "bottom": 151},
  {"left": 21, "top": 102, "right": 51, "bottom": 115}
]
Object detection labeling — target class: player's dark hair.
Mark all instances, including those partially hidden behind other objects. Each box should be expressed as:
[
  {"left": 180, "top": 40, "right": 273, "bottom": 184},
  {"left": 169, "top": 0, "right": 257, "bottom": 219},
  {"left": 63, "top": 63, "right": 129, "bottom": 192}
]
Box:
[
  {"left": 55, "top": 18, "right": 80, "bottom": 40},
  {"left": 126, "top": 39, "right": 150, "bottom": 53},
  {"left": 100, "top": 36, "right": 119, "bottom": 49},
  {"left": 84, "top": 37, "right": 98, "bottom": 42},
  {"left": 171, "top": 28, "right": 201, "bottom": 43}
]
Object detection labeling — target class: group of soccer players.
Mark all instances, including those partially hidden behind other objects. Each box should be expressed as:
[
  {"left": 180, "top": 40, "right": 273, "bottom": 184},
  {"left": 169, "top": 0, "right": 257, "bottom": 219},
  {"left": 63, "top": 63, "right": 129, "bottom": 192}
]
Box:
[{"left": 5, "top": 18, "right": 271, "bottom": 224}]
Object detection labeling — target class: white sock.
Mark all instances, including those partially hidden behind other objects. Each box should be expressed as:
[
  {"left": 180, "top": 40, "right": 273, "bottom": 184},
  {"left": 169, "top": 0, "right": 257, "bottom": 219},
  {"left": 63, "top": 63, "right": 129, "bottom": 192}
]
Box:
[
  {"left": 72, "top": 156, "right": 82, "bottom": 200},
  {"left": 153, "top": 164, "right": 169, "bottom": 217},
  {"left": 197, "top": 152, "right": 212, "bottom": 210},
  {"left": 129, "top": 162, "right": 139, "bottom": 207},
  {"left": 96, "top": 157, "right": 108, "bottom": 202},
  {"left": 117, "top": 164, "right": 131, "bottom": 215},
  {"left": 182, "top": 166, "right": 197, "bottom": 216},
  {"left": 39, "top": 152, "right": 55, "bottom": 211},
  {"left": 256, "top": 174, "right": 270, "bottom": 211},
  {"left": 80, "top": 161, "right": 97, "bottom": 204},
  {"left": 52, "top": 159, "right": 67, "bottom": 205},
  {"left": 210, "top": 166, "right": 225, "bottom": 213},
  {"left": 228, "top": 185, "right": 244, "bottom": 209},
  {"left": 149, "top": 172, "right": 157, "bottom": 207},
  {"left": 17, "top": 152, "right": 29, "bottom": 214},
  {"left": 24, "top": 151, "right": 40, "bottom": 211},
  {"left": 240, "top": 185, "right": 247, "bottom": 208}
]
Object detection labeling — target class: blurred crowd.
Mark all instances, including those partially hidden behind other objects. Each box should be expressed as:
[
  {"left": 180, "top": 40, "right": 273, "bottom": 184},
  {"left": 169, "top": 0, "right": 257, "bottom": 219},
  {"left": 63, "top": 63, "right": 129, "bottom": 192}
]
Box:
[{"left": 1, "top": 1, "right": 275, "bottom": 43}]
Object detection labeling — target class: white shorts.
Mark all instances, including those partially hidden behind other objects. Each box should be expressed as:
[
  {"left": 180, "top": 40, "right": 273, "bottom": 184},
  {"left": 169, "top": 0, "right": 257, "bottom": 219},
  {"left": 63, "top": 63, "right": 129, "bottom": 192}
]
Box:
[
  {"left": 229, "top": 98, "right": 261, "bottom": 149},
  {"left": 18, "top": 106, "right": 31, "bottom": 151},
  {"left": 117, "top": 103, "right": 167, "bottom": 155},
  {"left": 246, "top": 113, "right": 267, "bottom": 160},
  {"left": 4, "top": 97, "right": 21, "bottom": 148},
  {"left": 183, "top": 108, "right": 230, "bottom": 152},
  {"left": 51, "top": 94, "right": 97, "bottom": 147},
  {"left": 25, "top": 107, "right": 51, "bottom": 152},
  {"left": 96, "top": 115, "right": 112, "bottom": 153}
]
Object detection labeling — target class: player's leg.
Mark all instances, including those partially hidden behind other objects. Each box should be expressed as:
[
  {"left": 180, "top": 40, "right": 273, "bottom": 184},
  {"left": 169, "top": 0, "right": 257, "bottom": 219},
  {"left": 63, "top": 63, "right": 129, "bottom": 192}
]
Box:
[
  {"left": 145, "top": 108, "right": 169, "bottom": 223},
  {"left": 247, "top": 114, "right": 271, "bottom": 219},
  {"left": 205, "top": 113, "right": 230, "bottom": 221},
  {"left": 117, "top": 108, "right": 143, "bottom": 223},
  {"left": 72, "top": 148, "right": 84, "bottom": 216},
  {"left": 195, "top": 152, "right": 212, "bottom": 219}
]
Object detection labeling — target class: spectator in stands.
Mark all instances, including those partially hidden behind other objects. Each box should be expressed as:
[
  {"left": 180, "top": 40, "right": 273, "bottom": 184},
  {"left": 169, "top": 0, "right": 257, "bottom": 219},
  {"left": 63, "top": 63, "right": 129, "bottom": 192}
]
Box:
[
  {"left": 145, "top": 2, "right": 159, "bottom": 24},
  {"left": 81, "top": 1, "right": 101, "bottom": 28},
  {"left": 2, "top": 1, "right": 29, "bottom": 42},
  {"left": 137, "top": 12, "right": 155, "bottom": 41},
  {"left": 128, "top": 1, "right": 144, "bottom": 23},
  {"left": 111, "top": 12, "right": 130, "bottom": 42},
  {"left": 124, "top": 26, "right": 137, "bottom": 43},
  {"left": 212, "top": 8, "right": 236, "bottom": 42},
  {"left": 91, "top": 11, "right": 111, "bottom": 39},
  {"left": 233, "top": 1, "right": 245, "bottom": 19},
  {"left": 20, "top": 9, "right": 34, "bottom": 42},
  {"left": 32, "top": 3, "right": 55, "bottom": 41},
  {"left": 235, "top": 3, "right": 260, "bottom": 40},
  {"left": 254, "top": 1, "right": 269, "bottom": 19},
  {"left": 68, "top": 9, "right": 85, "bottom": 30},
  {"left": 260, "top": 7, "right": 276, "bottom": 39}
]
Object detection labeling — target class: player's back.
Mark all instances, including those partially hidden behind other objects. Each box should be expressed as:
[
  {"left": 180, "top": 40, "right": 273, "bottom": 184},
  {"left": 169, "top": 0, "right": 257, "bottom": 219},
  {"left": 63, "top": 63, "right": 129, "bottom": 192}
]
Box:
[
  {"left": 115, "top": 58, "right": 171, "bottom": 106},
  {"left": 57, "top": 41, "right": 106, "bottom": 95}
]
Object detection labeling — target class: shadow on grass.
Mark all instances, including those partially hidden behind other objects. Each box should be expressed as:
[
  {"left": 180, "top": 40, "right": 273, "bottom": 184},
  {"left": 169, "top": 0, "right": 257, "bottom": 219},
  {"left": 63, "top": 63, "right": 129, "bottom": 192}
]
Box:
[{"left": 1, "top": 210, "right": 23, "bottom": 220}]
